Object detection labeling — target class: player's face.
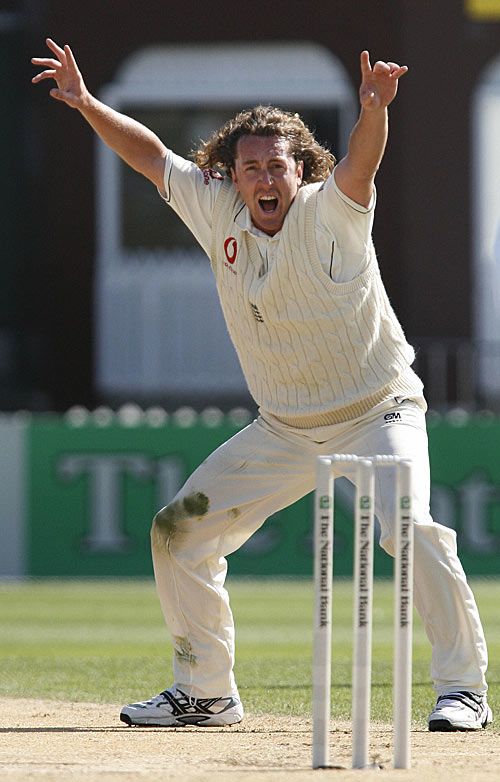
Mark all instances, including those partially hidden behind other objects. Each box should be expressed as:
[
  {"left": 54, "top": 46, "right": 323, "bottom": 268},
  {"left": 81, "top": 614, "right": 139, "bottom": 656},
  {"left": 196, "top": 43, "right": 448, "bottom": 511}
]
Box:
[{"left": 231, "top": 135, "right": 304, "bottom": 236}]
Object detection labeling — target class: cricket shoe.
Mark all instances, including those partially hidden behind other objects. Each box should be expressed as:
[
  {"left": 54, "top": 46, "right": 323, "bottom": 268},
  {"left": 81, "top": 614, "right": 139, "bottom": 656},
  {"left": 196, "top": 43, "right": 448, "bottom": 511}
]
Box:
[
  {"left": 120, "top": 686, "right": 244, "bottom": 727},
  {"left": 428, "top": 691, "right": 492, "bottom": 731}
]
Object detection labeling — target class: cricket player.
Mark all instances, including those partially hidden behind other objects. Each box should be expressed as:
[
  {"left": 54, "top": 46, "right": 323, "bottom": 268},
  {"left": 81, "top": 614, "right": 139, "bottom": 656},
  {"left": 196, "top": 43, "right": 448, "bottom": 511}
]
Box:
[{"left": 32, "top": 39, "right": 492, "bottom": 732}]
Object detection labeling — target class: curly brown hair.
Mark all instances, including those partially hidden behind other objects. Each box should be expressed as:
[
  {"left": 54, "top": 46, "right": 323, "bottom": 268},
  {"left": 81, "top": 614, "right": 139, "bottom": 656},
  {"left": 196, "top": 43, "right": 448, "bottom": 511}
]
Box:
[{"left": 192, "top": 105, "right": 335, "bottom": 184}]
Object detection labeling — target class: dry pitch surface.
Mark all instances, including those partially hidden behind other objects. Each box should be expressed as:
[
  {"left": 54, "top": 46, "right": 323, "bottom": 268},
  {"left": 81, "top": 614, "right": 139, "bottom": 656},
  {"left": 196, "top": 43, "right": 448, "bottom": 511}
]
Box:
[{"left": 0, "top": 698, "right": 498, "bottom": 782}]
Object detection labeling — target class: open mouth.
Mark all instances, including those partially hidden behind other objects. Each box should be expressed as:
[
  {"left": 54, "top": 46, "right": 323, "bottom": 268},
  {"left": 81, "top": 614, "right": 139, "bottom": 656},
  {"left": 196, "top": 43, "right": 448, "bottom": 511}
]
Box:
[{"left": 258, "top": 195, "right": 278, "bottom": 213}]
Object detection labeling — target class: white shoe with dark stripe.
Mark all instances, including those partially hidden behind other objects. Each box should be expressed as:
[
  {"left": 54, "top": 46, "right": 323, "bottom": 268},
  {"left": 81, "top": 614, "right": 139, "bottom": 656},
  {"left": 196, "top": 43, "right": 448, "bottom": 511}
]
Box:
[
  {"left": 120, "top": 686, "right": 244, "bottom": 727},
  {"left": 428, "top": 691, "right": 492, "bottom": 731}
]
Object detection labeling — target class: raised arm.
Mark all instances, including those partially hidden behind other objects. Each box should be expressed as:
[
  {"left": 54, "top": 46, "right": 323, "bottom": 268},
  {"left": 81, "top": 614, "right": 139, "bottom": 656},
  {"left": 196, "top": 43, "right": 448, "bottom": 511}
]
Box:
[
  {"left": 334, "top": 51, "right": 408, "bottom": 207},
  {"left": 32, "top": 39, "right": 167, "bottom": 190}
]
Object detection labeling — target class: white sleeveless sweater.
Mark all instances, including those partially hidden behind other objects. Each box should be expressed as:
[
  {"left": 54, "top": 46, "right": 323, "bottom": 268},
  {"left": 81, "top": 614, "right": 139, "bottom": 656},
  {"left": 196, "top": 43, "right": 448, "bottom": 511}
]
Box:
[{"left": 210, "top": 178, "right": 423, "bottom": 427}]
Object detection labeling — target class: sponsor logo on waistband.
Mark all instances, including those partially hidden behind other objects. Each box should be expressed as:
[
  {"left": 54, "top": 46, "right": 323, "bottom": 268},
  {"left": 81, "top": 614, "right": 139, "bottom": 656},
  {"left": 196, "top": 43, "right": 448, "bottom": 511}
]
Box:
[{"left": 384, "top": 411, "right": 402, "bottom": 422}]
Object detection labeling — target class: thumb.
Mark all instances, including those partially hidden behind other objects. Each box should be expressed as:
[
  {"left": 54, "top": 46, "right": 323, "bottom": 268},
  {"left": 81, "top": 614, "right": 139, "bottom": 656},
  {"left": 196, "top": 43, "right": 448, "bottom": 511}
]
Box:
[
  {"left": 50, "top": 88, "right": 78, "bottom": 108},
  {"left": 360, "top": 89, "right": 378, "bottom": 109}
]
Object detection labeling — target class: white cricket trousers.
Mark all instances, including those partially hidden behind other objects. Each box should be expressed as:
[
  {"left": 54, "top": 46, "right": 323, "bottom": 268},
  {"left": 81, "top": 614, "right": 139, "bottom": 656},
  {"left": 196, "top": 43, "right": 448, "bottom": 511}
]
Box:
[{"left": 151, "top": 398, "right": 488, "bottom": 700}]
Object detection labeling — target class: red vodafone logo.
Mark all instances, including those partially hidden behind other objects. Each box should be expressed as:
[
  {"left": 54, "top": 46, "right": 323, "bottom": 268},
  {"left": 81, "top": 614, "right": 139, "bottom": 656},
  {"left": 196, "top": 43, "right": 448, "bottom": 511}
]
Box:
[{"left": 224, "top": 236, "right": 238, "bottom": 264}]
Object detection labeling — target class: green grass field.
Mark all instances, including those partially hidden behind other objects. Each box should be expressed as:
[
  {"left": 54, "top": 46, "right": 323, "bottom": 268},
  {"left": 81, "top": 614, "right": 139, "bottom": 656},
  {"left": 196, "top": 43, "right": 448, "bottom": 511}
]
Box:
[{"left": 0, "top": 578, "right": 498, "bottom": 729}]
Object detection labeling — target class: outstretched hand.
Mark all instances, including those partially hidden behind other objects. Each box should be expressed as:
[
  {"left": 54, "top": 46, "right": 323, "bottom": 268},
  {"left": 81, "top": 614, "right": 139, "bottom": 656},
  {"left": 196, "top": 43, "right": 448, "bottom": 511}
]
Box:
[
  {"left": 359, "top": 50, "right": 408, "bottom": 111},
  {"left": 31, "top": 38, "right": 89, "bottom": 109}
]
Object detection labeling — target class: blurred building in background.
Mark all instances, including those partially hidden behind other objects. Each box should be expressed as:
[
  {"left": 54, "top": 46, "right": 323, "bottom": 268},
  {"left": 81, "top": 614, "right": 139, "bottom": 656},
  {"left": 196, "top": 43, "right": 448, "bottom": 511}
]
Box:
[{"left": 4, "top": 0, "right": 500, "bottom": 412}]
